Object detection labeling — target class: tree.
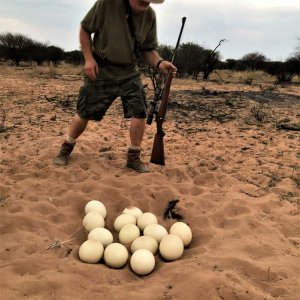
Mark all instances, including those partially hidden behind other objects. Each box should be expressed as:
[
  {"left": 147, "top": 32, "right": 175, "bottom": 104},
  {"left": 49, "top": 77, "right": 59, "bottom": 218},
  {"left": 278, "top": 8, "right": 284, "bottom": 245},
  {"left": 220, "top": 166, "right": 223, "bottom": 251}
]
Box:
[
  {"left": 0, "top": 32, "right": 34, "bottom": 66},
  {"left": 46, "top": 46, "right": 65, "bottom": 66},
  {"left": 287, "top": 37, "right": 300, "bottom": 75},
  {"left": 285, "top": 55, "right": 300, "bottom": 76},
  {"left": 30, "top": 42, "right": 49, "bottom": 65},
  {"left": 65, "top": 50, "right": 84, "bottom": 65},
  {"left": 241, "top": 52, "right": 267, "bottom": 71},
  {"left": 175, "top": 42, "right": 205, "bottom": 77}
]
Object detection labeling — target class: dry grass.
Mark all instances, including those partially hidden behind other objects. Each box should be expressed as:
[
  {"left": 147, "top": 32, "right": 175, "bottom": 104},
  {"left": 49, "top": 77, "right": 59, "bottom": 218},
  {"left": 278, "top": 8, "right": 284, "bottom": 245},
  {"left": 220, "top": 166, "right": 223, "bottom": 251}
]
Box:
[
  {"left": 210, "top": 70, "right": 276, "bottom": 84},
  {"left": 0, "top": 62, "right": 82, "bottom": 77},
  {"left": 0, "top": 62, "right": 299, "bottom": 84}
]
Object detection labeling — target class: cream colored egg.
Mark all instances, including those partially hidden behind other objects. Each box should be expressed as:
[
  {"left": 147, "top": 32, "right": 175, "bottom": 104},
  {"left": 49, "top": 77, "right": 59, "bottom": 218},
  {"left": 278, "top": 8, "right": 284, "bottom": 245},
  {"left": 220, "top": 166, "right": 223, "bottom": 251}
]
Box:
[
  {"left": 137, "top": 212, "right": 158, "bottom": 231},
  {"left": 170, "top": 222, "right": 192, "bottom": 246},
  {"left": 119, "top": 224, "right": 140, "bottom": 245},
  {"left": 79, "top": 240, "right": 104, "bottom": 264},
  {"left": 83, "top": 211, "right": 105, "bottom": 232},
  {"left": 159, "top": 234, "right": 184, "bottom": 261},
  {"left": 85, "top": 200, "right": 107, "bottom": 218},
  {"left": 88, "top": 227, "right": 113, "bottom": 247},
  {"left": 143, "top": 224, "right": 168, "bottom": 243},
  {"left": 104, "top": 243, "right": 128, "bottom": 268},
  {"left": 123, "top": 206, "right": 143, "bottom": 219},
  {"left": 131, "top": 236, "right": 158, "bottom": 255},
  {"left": 130, "top": 249, "right": 155, "bottom": 276},
  {"left": 113, "top": 214, "right": 136, "bottom": 232}
]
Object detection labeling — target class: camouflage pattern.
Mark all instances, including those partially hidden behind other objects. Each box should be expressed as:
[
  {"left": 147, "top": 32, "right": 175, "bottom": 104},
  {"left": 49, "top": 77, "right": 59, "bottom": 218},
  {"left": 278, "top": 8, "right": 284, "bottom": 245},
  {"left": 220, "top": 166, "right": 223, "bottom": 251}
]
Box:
[{"left": 76, "top": 74, "right": 146, "bottom": 121}]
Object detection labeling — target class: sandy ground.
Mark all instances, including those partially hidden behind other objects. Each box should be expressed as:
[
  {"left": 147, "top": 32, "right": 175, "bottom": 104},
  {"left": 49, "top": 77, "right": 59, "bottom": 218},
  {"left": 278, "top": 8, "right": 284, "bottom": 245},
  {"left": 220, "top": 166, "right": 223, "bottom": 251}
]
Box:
[{"left": 0, "top": 67, "right": 300, "bottom": 300}]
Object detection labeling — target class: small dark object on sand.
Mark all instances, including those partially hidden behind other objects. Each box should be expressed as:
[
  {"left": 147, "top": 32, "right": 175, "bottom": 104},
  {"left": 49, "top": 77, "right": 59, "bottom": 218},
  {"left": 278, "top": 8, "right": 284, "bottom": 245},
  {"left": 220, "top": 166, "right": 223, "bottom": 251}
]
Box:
[{"left": 163, "top": 200, "right": 183, "bottom": 220}]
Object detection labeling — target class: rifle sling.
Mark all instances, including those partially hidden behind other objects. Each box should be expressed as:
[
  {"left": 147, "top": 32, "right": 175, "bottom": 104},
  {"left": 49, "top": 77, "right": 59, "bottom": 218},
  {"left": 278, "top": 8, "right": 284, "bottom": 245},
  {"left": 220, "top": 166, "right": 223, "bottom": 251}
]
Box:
[{"left": 123, "top": 0, "right": 141, "bottom": 57}]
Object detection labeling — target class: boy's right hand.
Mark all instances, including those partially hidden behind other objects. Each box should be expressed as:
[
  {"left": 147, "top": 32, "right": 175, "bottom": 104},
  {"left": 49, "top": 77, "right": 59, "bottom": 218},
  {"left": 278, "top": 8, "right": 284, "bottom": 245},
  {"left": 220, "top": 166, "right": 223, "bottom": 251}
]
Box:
[{"left": 84, "top": 58, "right": 99, "bottom": 80}]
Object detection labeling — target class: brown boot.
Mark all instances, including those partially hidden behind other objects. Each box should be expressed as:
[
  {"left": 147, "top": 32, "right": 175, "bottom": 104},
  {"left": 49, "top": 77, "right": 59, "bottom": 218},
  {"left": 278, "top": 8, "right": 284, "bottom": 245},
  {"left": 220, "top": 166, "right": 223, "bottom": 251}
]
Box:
[
  {"left": 54, "top": 141, "right": 75, "bottom": 166},
  {"left": 126, "top": 148, "right": 150, "bottom": 173}
]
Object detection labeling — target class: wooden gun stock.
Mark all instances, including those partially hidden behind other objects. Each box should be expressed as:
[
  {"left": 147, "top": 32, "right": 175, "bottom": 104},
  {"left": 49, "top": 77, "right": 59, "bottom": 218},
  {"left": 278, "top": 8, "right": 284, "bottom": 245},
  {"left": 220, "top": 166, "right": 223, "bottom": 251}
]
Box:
[
  {"left": 150, "top": 119, "right": 166, "bottom": 165},
  {"left": 150, "top": 131, "right": 165, "bottom": 165}
]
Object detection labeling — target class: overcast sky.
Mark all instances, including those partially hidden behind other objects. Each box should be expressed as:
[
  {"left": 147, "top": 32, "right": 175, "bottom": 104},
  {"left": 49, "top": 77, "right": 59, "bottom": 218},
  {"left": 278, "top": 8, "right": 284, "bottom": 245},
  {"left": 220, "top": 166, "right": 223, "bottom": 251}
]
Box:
[{"left": 1, "top": 0, "right": 299, "bottom": 61}]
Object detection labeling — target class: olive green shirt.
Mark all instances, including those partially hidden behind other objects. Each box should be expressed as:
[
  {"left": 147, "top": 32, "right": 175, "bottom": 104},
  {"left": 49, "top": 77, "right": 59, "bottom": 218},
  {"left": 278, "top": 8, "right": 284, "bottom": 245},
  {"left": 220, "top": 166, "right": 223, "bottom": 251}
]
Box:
[{"left": 81, "top": 0, "right": 158, "bottom": 80}]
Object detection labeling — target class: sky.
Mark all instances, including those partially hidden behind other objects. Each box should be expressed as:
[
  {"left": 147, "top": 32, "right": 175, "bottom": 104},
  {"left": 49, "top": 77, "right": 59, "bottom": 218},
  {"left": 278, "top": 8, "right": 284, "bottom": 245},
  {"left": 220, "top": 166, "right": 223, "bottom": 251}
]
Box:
[{"left": 0, "top": 0, "right": 299, "bottom": 61}]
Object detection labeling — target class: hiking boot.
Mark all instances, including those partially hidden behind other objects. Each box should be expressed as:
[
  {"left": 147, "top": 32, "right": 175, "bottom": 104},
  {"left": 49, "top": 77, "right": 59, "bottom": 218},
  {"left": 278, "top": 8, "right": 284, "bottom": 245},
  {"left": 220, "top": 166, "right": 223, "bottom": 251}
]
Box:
[
  {"left": 54, "top": 141, "right": 75, "bottom": 166},
  {"left": 126, "top": 148, "right": 150, "bottom": 173}
]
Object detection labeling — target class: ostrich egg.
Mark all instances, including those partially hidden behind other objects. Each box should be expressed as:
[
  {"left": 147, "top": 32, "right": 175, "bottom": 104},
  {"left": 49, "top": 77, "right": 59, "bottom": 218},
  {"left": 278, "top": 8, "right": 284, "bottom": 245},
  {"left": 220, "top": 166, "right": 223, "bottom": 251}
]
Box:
[
  {"left": 159, "top": 234, "right": 184, "bottom": 261},
  {"left": 85, "top": 200, "right": 107, "bottom": 218},
  {"left": 137, "top": 212, "right": 158, "bottom": 231},
  {"left": 104, "top": 243, "right": 128, "bottom": 268},
  {"left": 143, "top": 224, "right": 168, "bottom": 243},
  {"left": 113, "top": 214, "right": 136, "bottom": 232},
  {"left": 131, "top": 236, "right": 158, "bottom": 255},
  {"left": 130, "top": 249, "right": 155, "bottom": 276},
  {"left": 170, "top": 222, "right": 192, "bottom": 246},
  {"left": 119, "top": 224, "right": 140, "bottom": 245},
  {"left": 83, "top": 211, "right": 105, "bottom": 232},
  {"left": 79, "top": 240, "right": 104, "bottom": 264},
  {"left": 123, "top": 206, "right": 143, "bottom": 219},
  {"left": 88, "top": 227, "right": 113, "bottom": 247}
]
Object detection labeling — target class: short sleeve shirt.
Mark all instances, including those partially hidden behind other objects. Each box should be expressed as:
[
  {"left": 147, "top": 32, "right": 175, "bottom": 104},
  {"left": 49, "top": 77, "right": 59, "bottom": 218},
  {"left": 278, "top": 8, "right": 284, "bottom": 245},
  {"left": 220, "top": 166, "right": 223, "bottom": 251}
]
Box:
[{"left": 81, "top": 0, "right": 158, "bottom": 79}]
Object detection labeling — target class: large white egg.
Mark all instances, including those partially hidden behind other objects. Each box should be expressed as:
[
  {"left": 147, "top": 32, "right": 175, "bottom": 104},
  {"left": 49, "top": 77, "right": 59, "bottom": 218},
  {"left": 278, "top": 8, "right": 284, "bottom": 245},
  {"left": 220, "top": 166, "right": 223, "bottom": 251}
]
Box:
[
  {"left": 119, "top": 224, "right": 140, "bottom": 245},
  {"left": 88, "top": 227, "right": 113, "bottom": 247},
  {"left": 143, "top": 224, "right": 168, "bottom": 243},
  {"left": 137, "top": 212, "right": 158, "bottom": 231},
  {"left": 83, "top": 211, "right": 105, "bottom": 232},
  {"left": 131, "top": 236, "right": 158, "bottom": 255},
  {"left": 123, "top": 206, "right": 143, "bottom": 219},
  {"left": 104, "top": 243, "right": 128, "bottom": 268},
  {"left": 170, "top": 222, "right": 192, "bottom": 246},
  {"left": 85, "top": 200, "right": 107, "bottom": 218},
  {"left": 130, "top": 249, "right": 155, "bottom": 276},
  {"left": 113, "top": 214, "right": 136, "bottom": 232},
  {"left": 159, "top": 234, "right": 184, "bottom": 261},
  {"left": 79, "top": 240, "right": 104, "bottom": 264}
]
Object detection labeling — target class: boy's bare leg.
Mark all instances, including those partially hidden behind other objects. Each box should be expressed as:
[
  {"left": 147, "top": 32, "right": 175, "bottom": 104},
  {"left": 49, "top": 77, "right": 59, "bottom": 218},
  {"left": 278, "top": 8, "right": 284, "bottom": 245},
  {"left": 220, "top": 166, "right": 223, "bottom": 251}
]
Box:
[
  {"left": 68, "top": 114, "right": 89, "bottom": 139},
  {"left": 130, "top": 117, "right": 145, "bottom": 147}
]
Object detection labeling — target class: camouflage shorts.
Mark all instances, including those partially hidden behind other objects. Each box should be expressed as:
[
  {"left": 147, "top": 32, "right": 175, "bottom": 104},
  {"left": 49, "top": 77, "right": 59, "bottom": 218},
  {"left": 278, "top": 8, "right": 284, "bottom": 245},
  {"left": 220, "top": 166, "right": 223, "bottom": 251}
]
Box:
[{"left": 76, "top": 74, "right": 146, "bottom": 121}]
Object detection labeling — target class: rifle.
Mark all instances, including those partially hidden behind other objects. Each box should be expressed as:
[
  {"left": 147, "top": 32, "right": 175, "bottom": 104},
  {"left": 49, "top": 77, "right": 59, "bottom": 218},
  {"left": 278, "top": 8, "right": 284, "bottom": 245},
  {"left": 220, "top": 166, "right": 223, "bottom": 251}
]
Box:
[{"left": 147, "top": 17, "right": 186, "bottom": 165}]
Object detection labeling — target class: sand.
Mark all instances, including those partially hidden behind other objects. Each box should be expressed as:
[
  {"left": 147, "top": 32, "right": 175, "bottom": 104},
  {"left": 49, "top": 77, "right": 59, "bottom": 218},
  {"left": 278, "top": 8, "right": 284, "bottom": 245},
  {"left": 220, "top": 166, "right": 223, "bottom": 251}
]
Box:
[{"left": 0, "top": 67, "right": 299, "bottom": 300}]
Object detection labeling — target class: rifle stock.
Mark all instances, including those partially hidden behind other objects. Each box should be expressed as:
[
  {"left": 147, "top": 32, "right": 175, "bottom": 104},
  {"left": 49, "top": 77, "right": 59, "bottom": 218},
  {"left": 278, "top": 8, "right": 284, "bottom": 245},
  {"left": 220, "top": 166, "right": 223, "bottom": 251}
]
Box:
[{"left": 150, "top": 130, "right": 165, "bottom": 165}]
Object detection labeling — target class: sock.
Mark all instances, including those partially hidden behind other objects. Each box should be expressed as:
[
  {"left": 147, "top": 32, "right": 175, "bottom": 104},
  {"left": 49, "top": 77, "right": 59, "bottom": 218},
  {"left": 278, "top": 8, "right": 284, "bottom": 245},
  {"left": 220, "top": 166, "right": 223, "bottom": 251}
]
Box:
[
  {"left": 66, "top": 135, "right": 76, "bottom": 145},
  {"left": 129, "top": 145, "right": 141, "bottom": 151}
]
